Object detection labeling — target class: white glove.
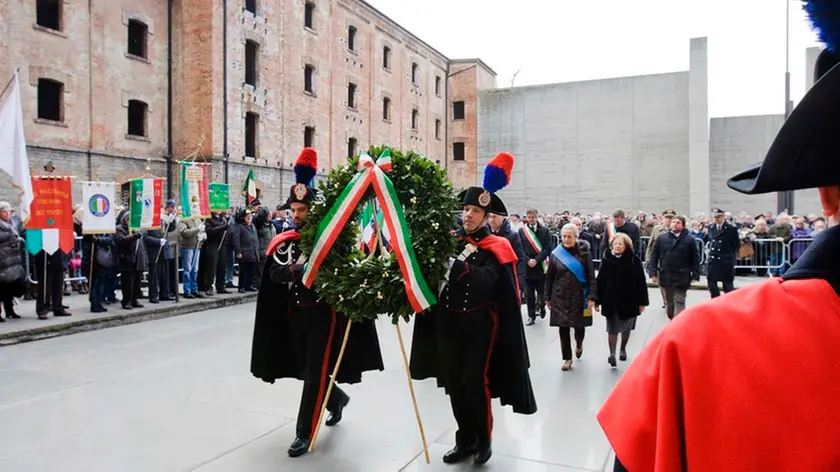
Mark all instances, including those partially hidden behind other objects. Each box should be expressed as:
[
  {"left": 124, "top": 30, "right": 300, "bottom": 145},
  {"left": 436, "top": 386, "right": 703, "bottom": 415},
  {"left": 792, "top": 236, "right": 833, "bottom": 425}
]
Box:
[{"left": 159, "top": 238, "right": 167, "bottom": 246}]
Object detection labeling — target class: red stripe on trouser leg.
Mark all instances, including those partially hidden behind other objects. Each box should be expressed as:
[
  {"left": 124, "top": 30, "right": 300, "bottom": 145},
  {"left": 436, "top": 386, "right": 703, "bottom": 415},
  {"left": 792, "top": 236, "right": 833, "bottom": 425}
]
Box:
[
  {"left": 485, "top": 309, "right": 499, "bottom": 439},
  {"left": 309, "top": 311, "right": 337, "bottom": 441}
]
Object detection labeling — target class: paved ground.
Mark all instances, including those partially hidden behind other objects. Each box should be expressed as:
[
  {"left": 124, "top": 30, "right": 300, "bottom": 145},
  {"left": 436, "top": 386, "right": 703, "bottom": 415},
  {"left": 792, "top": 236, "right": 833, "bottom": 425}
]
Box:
[{"left": 0, "top": 287, "right": 727, "bottom": 472}]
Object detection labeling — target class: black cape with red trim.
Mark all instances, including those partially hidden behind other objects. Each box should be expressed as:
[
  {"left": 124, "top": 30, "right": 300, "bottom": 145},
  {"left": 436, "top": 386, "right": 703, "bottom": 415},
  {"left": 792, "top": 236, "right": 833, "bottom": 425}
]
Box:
[
  {"left": 409, "top": 228, "right": 538, "bottom": 415},
  {"left": 250, "top": 230, "right": 384, "bottom": 384}
]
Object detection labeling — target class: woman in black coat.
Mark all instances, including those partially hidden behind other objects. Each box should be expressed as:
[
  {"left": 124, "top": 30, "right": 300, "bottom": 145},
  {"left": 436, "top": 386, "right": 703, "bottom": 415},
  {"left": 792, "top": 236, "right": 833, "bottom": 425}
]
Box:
[
  {"left": 232, "top": 209, "right": 260, "bottom": 292},
  {"left": 78, "top": 220, "right": 116, "bottom": 313},
  {"left": 114, "top": 209, "right": 148, "bottom": 309},
  {"left": 595, "top": 232, "right": 649, "bottom": 368}
]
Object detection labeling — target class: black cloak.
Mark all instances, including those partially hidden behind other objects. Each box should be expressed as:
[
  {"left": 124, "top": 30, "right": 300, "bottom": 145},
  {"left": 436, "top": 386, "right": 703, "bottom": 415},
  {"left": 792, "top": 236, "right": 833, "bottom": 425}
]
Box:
[
  {"left": 409, "top": 236, "right": 538, "bottom": 415},
  {"left": 250, "top": 250, "right": 385, "bottom": 385}
]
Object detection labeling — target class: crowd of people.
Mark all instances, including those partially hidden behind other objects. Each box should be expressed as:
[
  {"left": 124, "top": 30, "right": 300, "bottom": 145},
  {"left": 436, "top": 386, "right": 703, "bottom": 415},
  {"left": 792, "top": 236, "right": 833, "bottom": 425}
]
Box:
[{"left": 0, "top": 197, "right": 306, "bottom": 322}]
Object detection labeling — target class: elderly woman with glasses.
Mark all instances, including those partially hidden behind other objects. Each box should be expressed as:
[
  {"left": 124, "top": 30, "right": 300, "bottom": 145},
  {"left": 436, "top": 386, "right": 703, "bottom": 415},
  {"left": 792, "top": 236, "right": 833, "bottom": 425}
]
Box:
[{"left": 545, "top": 223, "right": 597, "bottom": 371}]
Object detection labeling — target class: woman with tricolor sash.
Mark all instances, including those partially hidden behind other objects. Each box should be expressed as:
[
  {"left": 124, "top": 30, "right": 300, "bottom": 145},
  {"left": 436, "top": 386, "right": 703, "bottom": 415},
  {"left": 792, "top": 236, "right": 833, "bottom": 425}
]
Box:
[{"left": 545, "top": 223, "right": 597, "bottom": 371}]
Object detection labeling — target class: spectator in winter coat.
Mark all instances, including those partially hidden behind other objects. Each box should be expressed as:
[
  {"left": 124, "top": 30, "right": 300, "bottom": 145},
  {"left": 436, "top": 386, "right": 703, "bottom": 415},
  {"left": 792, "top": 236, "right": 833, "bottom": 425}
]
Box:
[
  {"left": 232, "top": 209, "right": 260, "bottom": 292},
  {"left": 179, "top": 217, "right": 205, "bottom": 298},
  {"left": 198, "top": 211, "right": 230, "bottom": 296},
  {"left": 648, "top": 216, "right": 699, "bottom": 320},
  {"left": 251, "top": 205, "right": 275, "bottom": 289},
  {"left": 0, "top": 202, "right": 25, "bottom": 321},
  {"left": 143, "top": 225, "right": 168, "bottom": 303},
  {"left": 114, "top": 209, "right": 148, "bottom": 310},
  {"left": 162, "top": 201, "right": 179, "bottom": 299}
]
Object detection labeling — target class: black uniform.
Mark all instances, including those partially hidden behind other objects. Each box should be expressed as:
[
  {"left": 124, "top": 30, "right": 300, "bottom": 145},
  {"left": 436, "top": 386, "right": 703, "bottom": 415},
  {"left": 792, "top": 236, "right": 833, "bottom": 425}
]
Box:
[
  {"left": 143, "top": 228, "right": 167, "bottom": 302},
  {"left": 251, "top": 230, "right": 384, "bottom": 443},
  {"left": 490, "top": 218, "right": 527, "bottom": 296},
  {"left": 705, "top": 220, "right": 740, "bottom": 297},
  {"left": 410, "top": 226, "right": 537, "bottom": 451},
  {"left": 518, "top": 223, "right": 552, "bottom": 320}
]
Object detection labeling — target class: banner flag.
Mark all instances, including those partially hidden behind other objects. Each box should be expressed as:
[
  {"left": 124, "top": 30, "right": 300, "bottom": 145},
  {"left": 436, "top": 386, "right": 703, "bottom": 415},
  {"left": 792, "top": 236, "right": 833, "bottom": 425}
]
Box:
[
  {"left": 0, "top": 71, "right": 33, "bottom": 223},
  {"left": 208, "top": 183, "right": 230, "bottom": 212},
  {"left": 81, "top": 181, "right": 116, "bottom": 234},
  {"left": 129, "top": 178, "right": 162, "bottom": 230},
  {"left": 242, "top": 168, "right": 256, "bottom": 204},
  {"left": 180, "top": 162, "right": 210, "bottom": 219},
  {"left": 26, "top": 176, "right": 74, "bottom": 254}
]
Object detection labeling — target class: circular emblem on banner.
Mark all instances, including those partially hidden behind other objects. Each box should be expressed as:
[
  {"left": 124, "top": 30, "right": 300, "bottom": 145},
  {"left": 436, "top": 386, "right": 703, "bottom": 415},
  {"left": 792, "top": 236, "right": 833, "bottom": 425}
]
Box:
[
  {"left": 88, "top": 194, "right": 110, "bottom": 217},
  {"left": 478, "top": 190, "right": 492, "bottom": 207}
]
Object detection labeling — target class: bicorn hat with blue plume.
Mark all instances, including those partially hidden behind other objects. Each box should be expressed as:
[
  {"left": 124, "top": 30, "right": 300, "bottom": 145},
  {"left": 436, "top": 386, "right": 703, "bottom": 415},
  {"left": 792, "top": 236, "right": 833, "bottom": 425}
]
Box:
[
  {"left": 458, "top": 152, "right": 514, "bottom": 216},
  {"left": 729, "top": 0, "right": 840, "bottom": 194},
  {"left": 281, "top": 147, "right": 318, "bottom": 209}
]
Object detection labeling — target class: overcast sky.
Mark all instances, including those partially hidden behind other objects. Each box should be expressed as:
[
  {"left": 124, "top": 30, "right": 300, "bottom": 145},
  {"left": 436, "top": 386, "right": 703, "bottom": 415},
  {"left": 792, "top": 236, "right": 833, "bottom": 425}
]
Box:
[{"left": 368, "top": 0, "right": 821, "bottom": 118}]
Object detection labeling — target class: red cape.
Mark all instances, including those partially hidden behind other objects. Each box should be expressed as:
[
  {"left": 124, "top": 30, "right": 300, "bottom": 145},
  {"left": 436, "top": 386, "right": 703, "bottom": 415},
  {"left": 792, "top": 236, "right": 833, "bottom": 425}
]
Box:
[
  {"left": 598, "top": 278, "right": 840, "bottom": 471},
  {"left": 266, "top": 230, "right": 300, "bottom": 256}
]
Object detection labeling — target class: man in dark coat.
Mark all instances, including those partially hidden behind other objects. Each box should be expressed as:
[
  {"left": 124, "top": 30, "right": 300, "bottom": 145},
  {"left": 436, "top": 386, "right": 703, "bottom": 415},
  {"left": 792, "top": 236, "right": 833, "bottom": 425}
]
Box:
[
  {"left": 647, "top": 215, "right": 699, "bottom": 320},
  {"left": 411, "top": 152, "right": 537, "bottom": 465},
  {"left": 705, "top": 207, "right": 739, "bottom": 298},
  {"left": 33, "top": 249, "right": 71, "bottom": 318},
  {"left": 519, "top": 208, "right": 552, "bottom": 325},
  {"left": 488, "top": 212, "right": 527, "bottom": 299},
  {"left": 250, "top": 147, "right": 384, "bottom": 458},
  {"left": 143, "top": 224, "right": 168, "bottom": 303},
  {"left": 608, "top": 209, "right": 641, "bottom": 255},
  {"left": 198, "top": 211, "right": 229, "bottom": 296}
]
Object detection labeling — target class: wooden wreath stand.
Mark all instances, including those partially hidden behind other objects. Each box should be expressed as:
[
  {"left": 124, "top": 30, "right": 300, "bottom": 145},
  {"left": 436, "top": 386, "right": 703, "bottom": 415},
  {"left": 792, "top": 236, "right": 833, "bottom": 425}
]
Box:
[{"left": 308, "top": 215, "right": 431, "bottom": 464}]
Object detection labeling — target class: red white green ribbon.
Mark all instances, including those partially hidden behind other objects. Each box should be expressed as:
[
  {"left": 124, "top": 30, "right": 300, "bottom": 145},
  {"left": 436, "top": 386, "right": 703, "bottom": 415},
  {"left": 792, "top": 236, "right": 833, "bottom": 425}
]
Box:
[
  {"left": 302, "top": 150, "right": 436, "bottom": 313},
  {"left": 522, "top": 225, "right": 548, "bottom": 273},
  {"left": 606, "top": 222, "right": 616, "bottom": 241}
]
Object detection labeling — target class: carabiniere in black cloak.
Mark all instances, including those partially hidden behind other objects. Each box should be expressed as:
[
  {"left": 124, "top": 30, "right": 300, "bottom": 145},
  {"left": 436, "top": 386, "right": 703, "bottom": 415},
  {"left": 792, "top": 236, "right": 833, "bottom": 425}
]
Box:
[
  {"left": 250, "top": 147, "right": 384, "bottom": 458},
  {"left": 409, "top": 152, "right": 537, "bottom": 466}
]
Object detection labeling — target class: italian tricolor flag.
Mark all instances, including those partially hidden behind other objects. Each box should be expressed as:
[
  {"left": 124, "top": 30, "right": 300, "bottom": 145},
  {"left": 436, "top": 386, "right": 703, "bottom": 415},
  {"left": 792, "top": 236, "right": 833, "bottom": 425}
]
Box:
[
  {"left": 522, "top": 225, "right": 548, "bottom": 273},
  {"left": 243, "top": 168, "right": 256, "bottom": 204},
  {"left": 129, "top": 178, "right": 162, "bottom": 230}
]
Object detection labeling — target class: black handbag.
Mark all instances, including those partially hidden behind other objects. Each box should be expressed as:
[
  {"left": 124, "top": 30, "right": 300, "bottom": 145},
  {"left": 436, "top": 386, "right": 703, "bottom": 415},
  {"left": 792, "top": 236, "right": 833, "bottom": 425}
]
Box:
[{"left": 95, "top": 246, "right": 117, "bottom": 269}]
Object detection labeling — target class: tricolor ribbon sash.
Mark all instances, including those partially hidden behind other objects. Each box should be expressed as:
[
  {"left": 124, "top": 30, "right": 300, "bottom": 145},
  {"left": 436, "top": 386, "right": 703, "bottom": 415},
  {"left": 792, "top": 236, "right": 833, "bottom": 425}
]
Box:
[
  {"left": 522, "top": 225, "right": 548, "bottom": 273},
  {"left": 302, "top": 150, "right": 436, "bottom": 313}
]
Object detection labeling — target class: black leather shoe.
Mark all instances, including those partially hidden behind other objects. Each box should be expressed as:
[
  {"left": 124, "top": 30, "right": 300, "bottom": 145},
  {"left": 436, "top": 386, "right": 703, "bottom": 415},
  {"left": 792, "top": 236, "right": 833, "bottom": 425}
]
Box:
[
  {"left": 442, "top": 444, "right": 477, "bottom": 464},
  {"left": 131, "top": 302, "right": 144, "bottom": 308},
  {"left": 325, "top": 396, "right": 350, "bottom": 426},
  {"left": 149, "top": 298, "right": 159, "bottom": 304},
  {"left": 287, "top": 437, "right": 310, "bottom": 458},
  {"left": 474, "top": 444, "right": 492, "bottom": 464}
]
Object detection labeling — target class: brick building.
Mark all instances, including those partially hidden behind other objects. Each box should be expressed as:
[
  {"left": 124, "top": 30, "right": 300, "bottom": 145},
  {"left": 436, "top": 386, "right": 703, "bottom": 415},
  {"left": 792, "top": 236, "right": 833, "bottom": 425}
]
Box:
[{"left": 0, "top": 0, "right": 494, "bottom": 207}]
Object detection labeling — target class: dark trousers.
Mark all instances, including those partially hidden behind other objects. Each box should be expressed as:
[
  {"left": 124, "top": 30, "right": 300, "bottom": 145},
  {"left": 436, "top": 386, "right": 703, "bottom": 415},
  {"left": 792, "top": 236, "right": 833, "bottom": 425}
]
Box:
[
  {"left": 1, "top": 292, "right": 15, "bottom": 317},
  {"left": 36, "top": 269, "right": 64, "bottom": 314},
  {"left": 290, "top": 309, "right": 349, "bottom": 440},
  {"left": 707, "top": 278, "right": 735, "bottom": 298},
  {"left": 559, "top": 326, "right": 586, "bottom": 360},
  {"left": 168, "top": 257, "right": 179, "bottom": 297},
  {"left": 89, "top": 274, "right": 105, "bottom": 308},
  {"left": 148, "top": 258, "right": 169, "bottom": 300},
  {"left": 215, "top": 246, "right": 228, "bottom": 290},
  {"left": 197, "top": 246, "right": 219, "bottom": 292},
  {"left": 253, "top": 255, "right": 267, "bottom": 288},
  {"left": 121, "top": 270, "right": 141, "bottom": 305},
  {"left": 105, "top": 274, "right": 118, "bottom": 302},
  {"left": 238, "top": 261, "right": 256, "bottom": 290},
  {"left": 525, "top": 277, "right": 545, "bottom": 319},
  {"left": 439, "top": 309, "right": 498, "bottom": 448}
]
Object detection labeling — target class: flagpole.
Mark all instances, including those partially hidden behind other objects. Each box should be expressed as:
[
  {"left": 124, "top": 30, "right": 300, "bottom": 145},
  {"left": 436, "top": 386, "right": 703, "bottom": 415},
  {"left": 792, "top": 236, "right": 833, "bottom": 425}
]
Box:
[{"left": 0, "top": 68, "right": 21, "bottom": 102}]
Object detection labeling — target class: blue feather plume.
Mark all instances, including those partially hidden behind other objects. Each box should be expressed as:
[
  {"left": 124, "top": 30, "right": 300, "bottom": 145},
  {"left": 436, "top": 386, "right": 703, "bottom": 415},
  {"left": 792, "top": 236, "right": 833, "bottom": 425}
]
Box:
[
  {"left": 802, "top": 0, "right": 840, "bottom": 52},
  {"left": 294, "top": 163, "right": 317, "bottom": 185},
  {"left": 483, "top": 165, "right": 509, "bottom": 193}
]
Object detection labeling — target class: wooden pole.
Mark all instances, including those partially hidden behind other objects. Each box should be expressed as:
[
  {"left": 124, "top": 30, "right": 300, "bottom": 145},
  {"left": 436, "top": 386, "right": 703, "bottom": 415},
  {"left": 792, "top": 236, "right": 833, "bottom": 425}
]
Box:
[
  {"left": 395, "top": 322, "right": 431, "bottom": 464},
  {"left": 309, "top": 319, "right": 353, "bottom": 452}
]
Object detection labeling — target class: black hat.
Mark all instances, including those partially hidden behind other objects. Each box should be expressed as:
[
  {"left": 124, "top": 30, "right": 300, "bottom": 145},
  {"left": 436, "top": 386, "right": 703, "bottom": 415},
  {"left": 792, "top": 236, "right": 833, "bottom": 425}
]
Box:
[
  {"left": 729, "top": 4, "right": 840, "bottom": 195},
  {"left": 711, "top": 207, "right": 726, "bottom": 217},
  {"left": 458, "top": 152, "right": 514, "bottom": 216},
  {"left": 282, "top": 148, "right": 318, "bottom": 210}
]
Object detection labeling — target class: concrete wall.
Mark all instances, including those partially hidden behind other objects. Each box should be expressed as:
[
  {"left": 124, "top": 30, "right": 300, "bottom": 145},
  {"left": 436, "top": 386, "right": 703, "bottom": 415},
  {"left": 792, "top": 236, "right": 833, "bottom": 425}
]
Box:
[
  {"left": 688, "top": 37, "right": 710, "bottom": 216},
  {"left": 709, "top": 115, "right": 784, "bottom": 217},
  {"left": 477, "top": 72, "right": 691, "bottom": 215}
]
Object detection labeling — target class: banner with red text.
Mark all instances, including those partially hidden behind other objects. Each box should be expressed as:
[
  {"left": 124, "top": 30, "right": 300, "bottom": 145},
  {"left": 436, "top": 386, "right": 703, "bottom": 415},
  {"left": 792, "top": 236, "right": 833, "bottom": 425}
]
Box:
[{"left": 25, "top": 176, "right": 74, "bottom": 254}]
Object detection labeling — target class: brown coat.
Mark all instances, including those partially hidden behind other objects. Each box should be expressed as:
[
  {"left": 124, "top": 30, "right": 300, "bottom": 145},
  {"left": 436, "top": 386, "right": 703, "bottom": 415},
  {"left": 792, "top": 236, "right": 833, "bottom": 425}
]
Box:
[{"left": 545, "top": 240, "right": 597, "bottom": 328}]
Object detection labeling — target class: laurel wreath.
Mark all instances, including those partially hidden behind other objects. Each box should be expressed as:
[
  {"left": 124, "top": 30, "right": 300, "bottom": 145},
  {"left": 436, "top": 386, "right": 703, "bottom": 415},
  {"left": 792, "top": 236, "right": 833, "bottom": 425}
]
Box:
[{"left": 298, "top": 147, "right": 459, "bottom": 323}]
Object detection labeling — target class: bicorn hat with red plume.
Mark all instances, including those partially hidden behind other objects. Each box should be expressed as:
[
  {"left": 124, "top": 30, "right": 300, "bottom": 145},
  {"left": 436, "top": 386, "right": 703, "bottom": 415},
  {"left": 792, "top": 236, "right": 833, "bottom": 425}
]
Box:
[
  {"left": 281, "top": 147, "right": 319, "bottom": 209},
  {"left": 458, "top": 152, "right": 514, "bottom": 216}
]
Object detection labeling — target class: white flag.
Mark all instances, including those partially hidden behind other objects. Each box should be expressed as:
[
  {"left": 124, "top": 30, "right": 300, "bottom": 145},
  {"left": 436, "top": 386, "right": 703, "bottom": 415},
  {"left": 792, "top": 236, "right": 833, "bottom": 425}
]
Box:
[
  {"left": 82, "top": 182, "right": 117, "bottom": 234},
  {"left": 0, "top": 72, "right": 33, "bottom": 223}
]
